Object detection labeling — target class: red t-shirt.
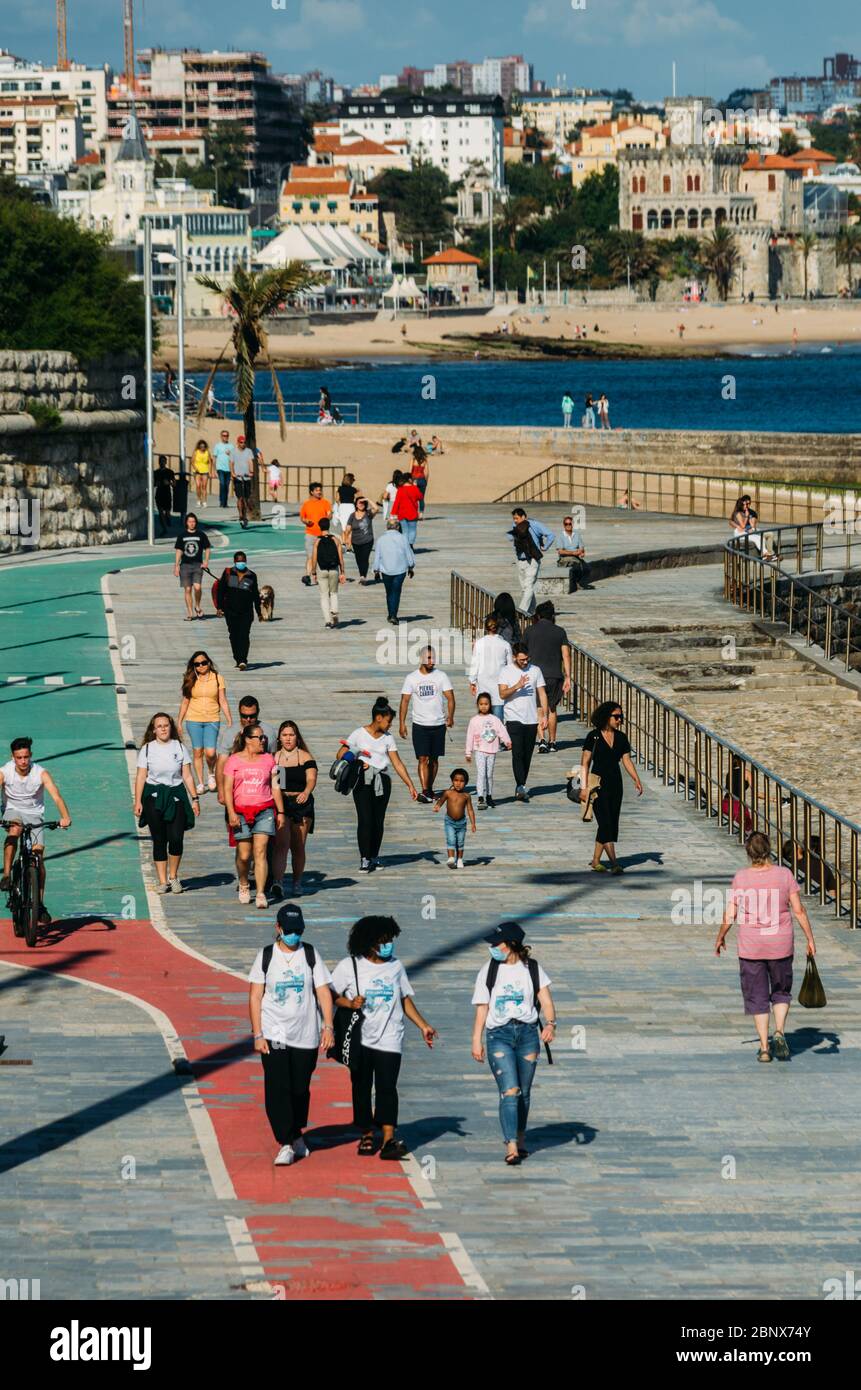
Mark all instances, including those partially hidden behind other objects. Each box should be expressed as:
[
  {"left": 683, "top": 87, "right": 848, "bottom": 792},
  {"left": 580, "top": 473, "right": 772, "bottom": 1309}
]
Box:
[{"left": 391, "top": 483, "right": 422, "bottom": 522}]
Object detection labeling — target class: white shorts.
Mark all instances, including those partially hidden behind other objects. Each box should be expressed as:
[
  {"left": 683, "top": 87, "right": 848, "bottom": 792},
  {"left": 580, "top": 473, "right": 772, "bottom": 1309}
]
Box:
[{"left": 3, "top": 807, "right": 45, "bottom": 846}]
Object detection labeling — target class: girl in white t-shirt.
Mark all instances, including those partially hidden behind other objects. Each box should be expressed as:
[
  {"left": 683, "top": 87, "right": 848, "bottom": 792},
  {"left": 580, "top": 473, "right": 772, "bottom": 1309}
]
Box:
[
  {"left": 471, "top": 922, "right": 557, "bottom": 1166},
  {"left": 134, "top": 712, "right": 200, "bottom": 893},
  {"left": 267, "top": 458, "right": 282, "bottom": 501},
  {"left": 336, "top": 697, "right": 418, "bottom": 872},
  {"left": 379, "top": 470, "right": 401, "bottom": 521},
  {"left": 332, "top": 914, "right": 437, "bottom": 1160}
]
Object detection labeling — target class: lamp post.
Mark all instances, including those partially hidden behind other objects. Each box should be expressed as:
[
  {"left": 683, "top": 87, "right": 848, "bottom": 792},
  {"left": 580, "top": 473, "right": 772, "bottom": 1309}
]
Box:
[
  {"left": 156, "top": 224, "right": 188, "bottom": 478},
  {"left": 143, "top": 217, "right": 155, "bottom": 546}
]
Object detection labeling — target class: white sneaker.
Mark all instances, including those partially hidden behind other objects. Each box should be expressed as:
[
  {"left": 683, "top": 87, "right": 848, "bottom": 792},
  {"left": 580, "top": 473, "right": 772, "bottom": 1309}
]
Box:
[
  {"left": 456, "top": 860, "right": 465, "bottom": 870},
  {"left": 293, "top": 1137, "right": 309, "bottom": 1159},
  {"left": 274, "top": 1144, "right": 295, "bottom": 1166},
  {"left": 169, "top": 877, "right": 183, "bottom": 893},
  {"left": 196, "top": 782, "right": 205, "bottom": 794},
  {"left": 207, "top": 775, "right": 216, "bottom": 793}
]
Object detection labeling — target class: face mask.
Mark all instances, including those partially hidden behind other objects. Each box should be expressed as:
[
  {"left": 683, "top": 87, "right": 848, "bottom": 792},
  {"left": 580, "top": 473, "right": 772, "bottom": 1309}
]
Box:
[
  {"left": 377, "top": 941, "right": 394, "bottom": 960},
  {"left": 280, "top": 932, "right": 302, "bottom": 948},
  {"left": 489, "top": 946, "right": 508, "bottom": 962},
  {"left": 235, "top": 562, "right": 247, "bottom": 571}
]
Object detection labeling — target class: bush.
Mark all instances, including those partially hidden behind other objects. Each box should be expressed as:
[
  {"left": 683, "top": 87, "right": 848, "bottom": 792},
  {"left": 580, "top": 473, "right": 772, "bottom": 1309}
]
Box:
[{"left": 24, "top": 399, "right": 62, "bottom": 430}]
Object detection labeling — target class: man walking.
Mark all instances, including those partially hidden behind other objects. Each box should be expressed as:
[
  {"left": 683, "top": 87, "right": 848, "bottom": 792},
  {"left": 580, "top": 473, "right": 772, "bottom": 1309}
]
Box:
[
  {"left": 498, "top": 642, "right": 549, "bottom": 803},
  {"left": 373, "top": 519, "right": 415, "bottom": 626},
  {"left": 215, "top": 550, "right": 262, "bottom": 670},
  {"left": 525, "top": 601, "right": 572, "bottom": 754},
  {"left": 231, "top": 434, "right": 255, "bottom": 529},
  {"left": 399, "top": 646, "right": 455, "bottom": 804},
  {"left": 506, "top": 508, "right": 555, "bottom": 617},
  {"left": 212, "top": 428, "right": 234, "bottom": 509},
  {"left": 299, "top": 481, "right": 332, "bottom": 586},
  {"left": 556, "top": 514, "right": 592, "bottom": 592}
]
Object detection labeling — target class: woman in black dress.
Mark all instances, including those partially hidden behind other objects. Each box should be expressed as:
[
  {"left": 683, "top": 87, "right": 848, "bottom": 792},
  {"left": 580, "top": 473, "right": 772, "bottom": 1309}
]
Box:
[
  {"left": 154, "top": 455, "right": 175, "bottom": 536},
  {"left": 272, "top": 720, "right": 317, "bottom": 899},
  {"left": 580, "top": 701, "right": 643, "bottom": 873}
]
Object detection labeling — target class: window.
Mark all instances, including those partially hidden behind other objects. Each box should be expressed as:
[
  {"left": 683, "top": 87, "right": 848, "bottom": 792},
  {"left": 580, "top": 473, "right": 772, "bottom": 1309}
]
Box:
[
  {"left": 694, "top": 175, "right": 701, "bottom": 192},
  {"left": 631, "top": 175, "right": 639, "bottom": 192},
  {"left": 663, "top": 174, "right": 671, "bottom": 193},
  {"left": 768, "top": 174, "right": 776, "bottom": 191},
  {"left": 632, "top": 211, "right": 643, "bottom": 230},
  {"left": 686, "top": 174, "right": 693, "bottom": 192}
]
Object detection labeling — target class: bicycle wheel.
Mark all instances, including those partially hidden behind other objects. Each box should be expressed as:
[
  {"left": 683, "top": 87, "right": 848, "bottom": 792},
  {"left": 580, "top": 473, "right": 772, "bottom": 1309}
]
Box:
[
  {"left": 10, "top": 864, "right": 25, "bottom": 938},
  {"left": 23, "top": 858, "right": 40, "bottom": 948}
]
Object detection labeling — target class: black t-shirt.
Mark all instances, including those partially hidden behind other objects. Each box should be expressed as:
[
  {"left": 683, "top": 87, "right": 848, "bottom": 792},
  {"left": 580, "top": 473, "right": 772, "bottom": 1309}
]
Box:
[
  {"left": 337, "top": 484, "right": 357, "bottom": 505},
  {"left": 585, "top": 728, "right": 631, "bottom": 779},
  {"left": 526, "top": 619, "right": 570, "bottom": 680},
  {"left": 175, "top": 530, "right": 209, "bottom": 566}
]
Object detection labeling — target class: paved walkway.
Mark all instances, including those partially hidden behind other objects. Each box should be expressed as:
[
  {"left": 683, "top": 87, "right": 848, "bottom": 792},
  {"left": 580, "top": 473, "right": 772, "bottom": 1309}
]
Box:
[{"left": 2, "top": 503, "right": 861, "bottom": 1300}]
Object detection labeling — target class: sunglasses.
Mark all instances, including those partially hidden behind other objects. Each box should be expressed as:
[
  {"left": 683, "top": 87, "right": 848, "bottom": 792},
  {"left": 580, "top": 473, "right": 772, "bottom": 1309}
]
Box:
[
  {"left": 194, "top": 661, "right": 209, "bottom": 669},
  {"left": 610, "top": 713, "right": 624, "bottom": 721},
  {"left": 246, "top": 732, "right": 264, "bottom": 740},
  {"left": 239, "top": 712, "right": 259, "bottom": 721}
]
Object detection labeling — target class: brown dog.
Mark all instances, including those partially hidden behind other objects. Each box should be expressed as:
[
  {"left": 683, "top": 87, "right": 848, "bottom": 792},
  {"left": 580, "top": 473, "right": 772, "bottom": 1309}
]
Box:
[{"left": 259, "top": 585, "right": 275, "bottom": 622}]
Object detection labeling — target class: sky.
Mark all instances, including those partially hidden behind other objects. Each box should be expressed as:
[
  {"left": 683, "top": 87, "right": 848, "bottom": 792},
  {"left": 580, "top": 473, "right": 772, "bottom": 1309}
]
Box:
[{"left": 5, "top": 0, "right": 860, "bottom": 102}]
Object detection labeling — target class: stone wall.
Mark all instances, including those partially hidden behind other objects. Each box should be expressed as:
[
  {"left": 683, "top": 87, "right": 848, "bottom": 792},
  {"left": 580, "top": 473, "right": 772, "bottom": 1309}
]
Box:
[{"left": 0, "top": 351, "right": 146, "bottom": 553}]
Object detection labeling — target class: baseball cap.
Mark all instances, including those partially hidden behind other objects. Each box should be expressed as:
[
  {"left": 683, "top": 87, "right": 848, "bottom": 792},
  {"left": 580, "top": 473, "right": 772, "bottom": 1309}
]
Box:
[
  {"left": 237, "top": 434, "right": 246, "bottom": 445},
  {"left": 483, "top": 920, "right": 526, "bottom": 947},
  {"left": 276, "top": 903, "right": 305, "bottom": 935}
]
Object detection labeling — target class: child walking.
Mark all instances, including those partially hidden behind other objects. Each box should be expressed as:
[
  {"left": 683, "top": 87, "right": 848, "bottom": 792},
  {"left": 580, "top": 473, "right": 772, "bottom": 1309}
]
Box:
[
  {"left": 433, "top": 768, "right": 476, "bottom": 870},
  {"left": 268, "top": 458, "right": 282, "bottom": 502},
  {"left": 464, "top": 693, "right": 510, "bottom": 810}
]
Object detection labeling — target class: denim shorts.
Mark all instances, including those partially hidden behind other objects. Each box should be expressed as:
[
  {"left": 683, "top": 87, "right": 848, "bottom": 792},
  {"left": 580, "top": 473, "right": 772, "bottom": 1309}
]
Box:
[
  {"left": 186, "top": 719, "right": 220, "bottom": 750},
  {"left": 233, "top": 806, "right": 277, "bottom": 840},
  {"left": 444, "top": 814, "right": 467, "bottom": 851}
]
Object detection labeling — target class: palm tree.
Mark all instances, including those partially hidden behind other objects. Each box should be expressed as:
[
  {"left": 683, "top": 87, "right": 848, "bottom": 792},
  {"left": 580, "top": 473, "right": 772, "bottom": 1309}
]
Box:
[
  {"left": 699, "top": 225, "right": 741, "bottom": 302},
  {"left": 498, "top": 196, "right": 541, "bottom": 251},
  {"left": 195, "top": 262, "right": 320, "bottom": 515},
  {"left": 795, "top": 231, "right": 817, "bottom": 299},
  {"left": 606, "top": 230, "right": 660, "bottom": 286},
  {"left": 836, "top": 225, "right": 861, "bottom": 296}
]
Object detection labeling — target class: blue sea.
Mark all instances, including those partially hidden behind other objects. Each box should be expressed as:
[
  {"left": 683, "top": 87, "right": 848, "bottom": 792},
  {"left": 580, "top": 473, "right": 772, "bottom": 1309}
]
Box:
[{"left": 183, "top": 347, "right": 861, "bottom": 434}]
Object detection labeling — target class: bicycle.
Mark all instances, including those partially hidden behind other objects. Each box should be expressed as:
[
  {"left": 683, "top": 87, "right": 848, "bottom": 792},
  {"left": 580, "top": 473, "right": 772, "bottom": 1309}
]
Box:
[{"left": 1, "top": 820, "right": 59, "bottom": 948}]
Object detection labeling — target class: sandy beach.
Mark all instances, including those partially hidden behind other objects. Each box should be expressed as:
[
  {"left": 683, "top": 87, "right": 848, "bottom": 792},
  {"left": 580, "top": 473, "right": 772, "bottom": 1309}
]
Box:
[{"left": 159, "top": 301, "right": 861, "bottom": 370}]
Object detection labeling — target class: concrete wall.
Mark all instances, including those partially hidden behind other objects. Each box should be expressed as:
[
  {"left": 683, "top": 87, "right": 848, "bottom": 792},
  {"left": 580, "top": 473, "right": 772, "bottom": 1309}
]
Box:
[{"left": 0, "top": 351, "right": 146, "bottom": 553}]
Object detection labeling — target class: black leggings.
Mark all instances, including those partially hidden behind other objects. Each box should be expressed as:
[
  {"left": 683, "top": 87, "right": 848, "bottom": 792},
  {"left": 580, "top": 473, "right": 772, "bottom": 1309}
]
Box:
[
  {"left": 147, "top": 806, "right": 186, "bottom": 863},
  {"left": 507, "top": 721, "right": 538, "bottom": 788},
  {"left": 352, "top": 772, "right": 392, "bottom": 860},
  {"left": 353, "top": 541, "right": 373, "bottom": 578},
  {"left": 260, "top": 1045, "right": 318, "bottom": 1144},
  {"left": 351, "top": 1045, "right": 402, "bottom": 1129}
]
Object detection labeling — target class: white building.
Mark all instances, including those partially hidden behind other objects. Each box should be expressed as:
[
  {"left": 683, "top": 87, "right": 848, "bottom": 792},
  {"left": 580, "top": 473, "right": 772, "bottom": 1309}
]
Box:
[
  {"left": 335, "top": 93, "right": 504, "bottom": 187},
  {"left": 0, "top": 96, "right": 83, "bottom": 175},
  {"left": 0, "top": 50, "right": 110, "bottom": 149}
]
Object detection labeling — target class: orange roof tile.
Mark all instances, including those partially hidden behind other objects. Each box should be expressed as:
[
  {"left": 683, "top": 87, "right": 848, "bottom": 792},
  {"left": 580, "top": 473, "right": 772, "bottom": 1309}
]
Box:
[
  {"left": 282, "top": 179, "right": 352, "bottom": 197},
  {"left": 422, "top": 247, "right": 481, "bottom": 266},
  {"left": 742, "top": 153, "right": 805, "bottom": 171},
  {"left": 788, "top": 147, "right": 836, "bottom": 163},
  {"left": 290, "top": 164, "right": 341, "bottom": 179}
]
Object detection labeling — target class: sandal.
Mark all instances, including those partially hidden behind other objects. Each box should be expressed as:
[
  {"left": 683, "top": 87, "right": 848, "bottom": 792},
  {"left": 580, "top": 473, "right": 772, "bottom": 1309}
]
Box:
[
  {"left": 357, "top": 1134, "right": 376, "bottom": 1156},
  {"left": 379, "top": 1138, "right": 408, "bottom": 1160},
  {"left": 590, "top": 862, "right": 608, "bottom": 873},
  {"left": 772, "top": 1032, "right": 790, "bottom": 1061},
  {"left": 505, "top": 1151, "right": 522, "bottom": 1166},
  {"left": 757, "top": 1047, "right": 772, "bottom": 1063}
]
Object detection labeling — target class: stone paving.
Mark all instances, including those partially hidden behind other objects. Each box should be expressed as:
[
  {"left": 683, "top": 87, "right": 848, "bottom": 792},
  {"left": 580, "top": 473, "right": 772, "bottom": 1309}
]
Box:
[{"left": 3, "top": 501, "right": 861, "bottom": 1300}]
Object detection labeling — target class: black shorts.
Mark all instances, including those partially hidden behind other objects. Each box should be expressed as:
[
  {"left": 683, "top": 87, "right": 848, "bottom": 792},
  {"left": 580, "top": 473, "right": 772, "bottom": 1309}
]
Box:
[
  {"left": 543, "top": 678, "right": 564, "bottom": 712},
  {"left": 233, "top": 478, "right": 252, "bottom": 500},
  {"left": 412, "top": 723, "right": 446, "bottom": 759}
]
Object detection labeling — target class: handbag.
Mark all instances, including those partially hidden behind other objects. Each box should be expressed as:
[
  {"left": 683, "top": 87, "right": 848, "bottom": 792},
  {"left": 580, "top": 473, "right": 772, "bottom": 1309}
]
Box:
[
  {"left": 328, "top": 956, "right": 364, "bottom": 1071},
  {"left": 798, "top": 955, "right": 827, "bottom": 1009},
  {"left": 581, "top": 772, "right": 601, "bottom": 822},
  {"left": 565, "top": 773, "right": 580, "bottom": 804}
]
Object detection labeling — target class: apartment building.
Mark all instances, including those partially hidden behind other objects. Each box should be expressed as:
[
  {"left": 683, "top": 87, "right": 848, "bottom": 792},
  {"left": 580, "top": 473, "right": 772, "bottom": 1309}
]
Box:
[
  {"left": 771, "top": 53, "right": 861, "bottom": 115},
  {"left": 520, "top": 92, "right": 615, "bottom": 141},
  {"left": 0, "top": 51, "right": 109, "bottom": 149},
  {"left": 310, "top": 127, "right": 411, "bottom": 181},
  {"left": 0, "top": 96, "right": 83, "bottom": 175},
  {"left": 335, "top": 92, "right": 505, "bottom": 186},
  {"left": 386, "top": 56, "right": 534, "bottom": 100}
]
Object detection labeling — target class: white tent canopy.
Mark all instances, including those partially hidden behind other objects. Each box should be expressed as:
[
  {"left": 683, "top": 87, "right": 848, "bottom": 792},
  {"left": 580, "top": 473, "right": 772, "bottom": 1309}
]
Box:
[
  {"left": 382, "top": 274, "right": 425, "bottom": 302},
  {"left": 256, "top": 223, "right": 384, "bottom": 270}
]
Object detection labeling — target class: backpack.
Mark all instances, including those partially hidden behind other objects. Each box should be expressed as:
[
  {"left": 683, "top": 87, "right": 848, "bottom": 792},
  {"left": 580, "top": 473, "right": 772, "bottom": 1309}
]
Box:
[
  {"left": 316, "top": 535, "right": 340, "bottom": 570},
  {"left": 261, "top": 941, "right": 317, "bottom": 986},
  {"left": 485, "top": 956, "right": 553, "bottom": 1064}
]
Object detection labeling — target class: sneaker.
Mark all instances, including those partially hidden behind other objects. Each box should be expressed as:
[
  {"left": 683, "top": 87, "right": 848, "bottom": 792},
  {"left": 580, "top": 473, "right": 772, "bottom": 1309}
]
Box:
[
  {"left": 155, "top": 881, "right": 170, "bottom": 895},
  {"left": 486, "top": 796, "right": 495, "bottom": 809},
  {"left": 196, "top": 782, "right": 205, "bottom": 794},
  {"left": 169, "top": 878, "right": 183, "bottom": 894},
  {"left": 256, "top": 892, "right": 268, "bottom": 909},
  {"left": 274, "top": 1144, "right": 295, "bottom": 1166},
  {"left": 238, "top": 662, "right": 248, "bottom": 671},
  {"left": 549, "top": 742, "right": 558, "bottom": 754},
  {"left": 293, "top": 1136, "right": 309, "bottom": 1159},
  {"left": 772, "top": 1031, "right": 791, "bottom": 1061},
  {"left": 417, "top": 791, "right": 434, "bottom": 804},
  {"left": 269, "top": 885, "right": 284, "bottom": 903},
  {"left": 207, "top": 775, "right": 217, "bottom": 793},
  {"left": 238, "top": 886, "right": 251, "bottom": 904},
  {"left": 387, "top": 615, "right": 398, "bottom": 626},
  {"left": 456, "top": 859, "right": 465, "bottom": 870},
  {"left": 477, "top": 797, "right": 487, "bottom": 810},
  {"left": 359, "top": 857, "right": 373, "bottom": 872},
  {"left": 372, "top": 859, "right": 384, "bottom": 871},
  {"left": 447, "top": 858, "right": 457, "bottom": 870},
  {"left": 291, "top": 880, "right": 303, "bottom": 896},
  {"left": 537, "top": 739, "right": 549, "bottom": 755},
  {"left": 514, "top": 786, "right": 529, "bottom": 803}
]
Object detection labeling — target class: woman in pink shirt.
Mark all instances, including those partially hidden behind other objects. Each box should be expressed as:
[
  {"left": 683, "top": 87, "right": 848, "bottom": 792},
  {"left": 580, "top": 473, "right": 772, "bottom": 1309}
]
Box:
[
  {"left": 716, "top": 832, "right": 816, "bottom": 1064},
  {"left": 464, "top": 692, "right": 511, "bottom": 811},
  {"left": 224, "top": 723, "right": 286, "bottom": 908}
]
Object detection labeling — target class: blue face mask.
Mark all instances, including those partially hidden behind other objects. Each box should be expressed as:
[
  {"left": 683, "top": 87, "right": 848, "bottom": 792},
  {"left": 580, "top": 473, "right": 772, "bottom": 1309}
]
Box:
[
  {"left": 235, "top": 562, "right": 248, "bottom": 571},
  {"left": 377, "top": 941, "right": 394, "bottom": 960},
  {"left": 280, "top": 933, "right": 302, "bottom": 948},
  {"left": 489, "top": 946, "right": 508, "bottom": 962}
]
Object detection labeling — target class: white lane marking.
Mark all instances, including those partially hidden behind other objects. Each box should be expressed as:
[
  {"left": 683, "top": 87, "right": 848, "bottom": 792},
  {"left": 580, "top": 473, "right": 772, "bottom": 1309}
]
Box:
[
  {"left": 80, "top": 676, "right": 101, "bottom": 685},
  {"left": 6, "top": 676, "right": 26, "bottom": 684},
  {"left": 440, "top": 1233, "right": 492, "bottom": 1297},
  {"left": 45, "top": 676, "right": 65, "bottom": 685},
  {"left": 223, "top": 1216, "right": 273, "bottom": 1297}
]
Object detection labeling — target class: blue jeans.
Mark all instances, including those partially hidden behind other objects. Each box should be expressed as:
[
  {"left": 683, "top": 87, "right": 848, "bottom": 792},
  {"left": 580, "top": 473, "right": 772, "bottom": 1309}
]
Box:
[
  {"left": 217, "top": 471, "right": 231, "bottom": 507},
  {"left": 382, "top": 570, "right": 406, "bottom": 619},
  {"left": 400, "top": 518, "right": 418, "bottom": 548},
  {"left": 487, "top": 1020, "right": 540, "bottom": 1143},
  {"left": 444, "top": 814, "right": 466, "bottom": 852}
]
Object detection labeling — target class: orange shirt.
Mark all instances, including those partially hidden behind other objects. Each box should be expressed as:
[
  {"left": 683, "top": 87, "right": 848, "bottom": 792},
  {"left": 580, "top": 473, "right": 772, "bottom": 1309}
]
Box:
[{"left": 299, "top": 496, "right": 332, "bottom": 536}]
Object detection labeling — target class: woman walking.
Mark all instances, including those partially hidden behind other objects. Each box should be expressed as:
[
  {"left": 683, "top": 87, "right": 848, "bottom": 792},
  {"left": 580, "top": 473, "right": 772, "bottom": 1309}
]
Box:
[
  {"left": 380, "top": 470, "right": 401, "bottom": 522},
  {"left": 561, "top": 392, "right": 574, "bottom": 428},
  {"left": 468, "top": 613, "right": 513, "bottom": 720},
  {"left": 177, "top": 651, "right": 231, "bottom": 794},
  {"left": 335, "top": 471, "right": 358, "bottom": 533},
  {"left": 471, "top": 921, "right": 556, "bottom": 1166},
  {"left": 580, "top": 701, "right": 643, "bottom": 873},
  {"left": 337, "top": 697, "right": 418, "bottom": 872},
  {"left": 342, "top": 494, "right": 379, "bottom": 584},
  {"left": 331, "top": 915, "right": 437, "bottom": 1159},
  {"left": 492, "top": 592, "right": 521, "bottom": 648},
  {"left": 310, "top": 518, "right": 346, "bottom": 628},
  {"left": 272, "top": 720, "right": 317, "bottom": 899},
  {"left": 716, "top": 832, "right": 816, "bottom": 1063},
  {"left": 173, "top": 512, "right": 211, "bottom": 621},
  {"left": 223, "top": 722, "right": 287, "bottom": 907},
  {"left": 134, "top": 713, "right": 200, "bottom": 893},
  {"left": 191, "top": 438, "right": 213, "bottom": 507},
  {"left": 409, "top": 446, "right": 429, "bottom": 516},
  {"left": 249, "top": 902, "right": 335, "bottom": 1166}
]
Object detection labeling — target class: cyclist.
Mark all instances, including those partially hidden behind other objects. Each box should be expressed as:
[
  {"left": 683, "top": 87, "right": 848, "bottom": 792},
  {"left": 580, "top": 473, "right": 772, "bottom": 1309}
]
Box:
[{"left": 0, "top": 737, "right": 71, "bottom": 923}]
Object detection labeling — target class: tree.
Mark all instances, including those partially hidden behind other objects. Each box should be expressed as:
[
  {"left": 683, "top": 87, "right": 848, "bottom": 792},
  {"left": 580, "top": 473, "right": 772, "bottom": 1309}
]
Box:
[
  {"left": 778, "top": 130, "right": 800, "bottom": 156},
  {"left": 795, "top": 231, "right": 817, "bottom": 298},
  {"left": 0, "top": 195, "right": 145, "bottom": 360},
  {"left": 368, "top": 163, "right": 452, "bottom": 245},
  {"left": 700, "top": 224, "right": 740, "bottom": 301},
  {"left": 195, "top": 263, "right": 320, "bottom": 515},
  {"left": 836, "top": 225, "right": 861, "bottom": 295},
  {"left": 498, "top": 195, "right": 541, "bottom": 250},
  {"left": 605, "top": 230, "right": 660, "bottom": 285}
]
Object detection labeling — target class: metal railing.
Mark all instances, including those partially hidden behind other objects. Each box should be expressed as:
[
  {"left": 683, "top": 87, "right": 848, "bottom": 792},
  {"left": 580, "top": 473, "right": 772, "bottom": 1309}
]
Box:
[
  {"left": 450, "top": 568, "right": 861, "bottom": 927},
  {"left": 725, "top": 524, "right": 861, "bottom": 671},
  {"left": 154, "top": 456, "right": 346, "bottom": 507},
  {"left": 159, "top": 379, "right": 361, "bottom": 425},
  {"left": 495, "top": 460, "right": 858, "bottom": 526}
]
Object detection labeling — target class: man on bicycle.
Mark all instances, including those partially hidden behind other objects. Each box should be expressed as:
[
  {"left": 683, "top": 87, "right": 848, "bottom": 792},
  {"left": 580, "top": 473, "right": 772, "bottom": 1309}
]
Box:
[{"left": 0, "top": 737, "right": 71, "bottom": 923}]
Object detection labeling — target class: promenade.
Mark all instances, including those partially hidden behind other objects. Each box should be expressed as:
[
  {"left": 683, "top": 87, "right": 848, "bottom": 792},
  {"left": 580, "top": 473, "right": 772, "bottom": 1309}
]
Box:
[{"left": 2, "top": 502, "right": 860, "bottom": 1300}]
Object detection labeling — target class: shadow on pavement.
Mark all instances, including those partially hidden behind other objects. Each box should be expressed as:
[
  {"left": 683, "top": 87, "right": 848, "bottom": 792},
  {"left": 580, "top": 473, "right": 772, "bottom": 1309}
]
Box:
[{"left": 526, "top": 1120, "right": 598, "bottom": 1151}]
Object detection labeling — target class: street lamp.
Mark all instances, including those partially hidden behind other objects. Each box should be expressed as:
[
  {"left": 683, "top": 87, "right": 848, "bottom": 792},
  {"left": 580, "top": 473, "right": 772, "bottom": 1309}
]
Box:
[
  {"left": 156, "top": 219, "right": 188, "bottom": 483},
  {"left": 143, "top": 218, "right": 155, "bottom": 546}
]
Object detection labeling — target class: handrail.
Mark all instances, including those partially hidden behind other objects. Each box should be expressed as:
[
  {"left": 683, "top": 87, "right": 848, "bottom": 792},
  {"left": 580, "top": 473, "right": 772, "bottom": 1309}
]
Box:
[
  {"left": 450, "top": 567, "right": 860, "bottom": 928},
  {"left": 158, "top": 378, "right": 361, "bottom": 425},
  {"left": 153, "top": 456, "right": 345, "bottom": 505},
  {"left": 495, "top": 459, "right": 859, "bottom": 527}
]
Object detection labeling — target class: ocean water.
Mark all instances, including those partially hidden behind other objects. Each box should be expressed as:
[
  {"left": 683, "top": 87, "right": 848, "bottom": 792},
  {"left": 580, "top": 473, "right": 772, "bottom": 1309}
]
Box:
[{"left": 184, "top": 348, "right": 861, "bottom": 434}]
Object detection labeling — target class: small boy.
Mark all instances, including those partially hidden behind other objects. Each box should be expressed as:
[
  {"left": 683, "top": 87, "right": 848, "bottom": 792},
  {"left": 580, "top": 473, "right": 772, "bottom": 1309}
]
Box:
[{"left": 433, "top": 768, "right": 476, "bottom": 870}]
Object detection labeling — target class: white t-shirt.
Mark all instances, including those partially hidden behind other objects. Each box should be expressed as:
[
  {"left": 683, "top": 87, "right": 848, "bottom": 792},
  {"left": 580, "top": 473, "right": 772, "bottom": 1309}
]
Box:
[
  {"left": 330, "top": 956, "right": 415, "bottom": 1053},
  {"left": 400, "top": 668, "right": 453, "bottom": 726},
  {"left": 1, "top": 760, "right": 45, "bottom": 814},
  {"left": 267, "top": 463, "right": 282, "bottom": 486},
  {"left": 345, "top": 726, "right": 398, "bottom": 772},
  {"left": 248, "top": 943, "right": 333, "bottom": 1048},
  {"left": 499, "top": 662, "right": 546, "bottom": 724},
  {"left": 468, "top": 634, "right": 513, "bottom": 704},
  {"left": 136, "top": 739, "right": 190, "bottom": 787},
  {"left": 472, "top": 959, "right": 551, "bottom": 1029}
]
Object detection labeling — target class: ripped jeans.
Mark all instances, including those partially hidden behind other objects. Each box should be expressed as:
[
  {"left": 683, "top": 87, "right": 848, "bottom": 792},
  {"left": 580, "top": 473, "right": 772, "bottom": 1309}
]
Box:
[{"left": 486, "top": 1019, "right": 540, "bottom": 1143}]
